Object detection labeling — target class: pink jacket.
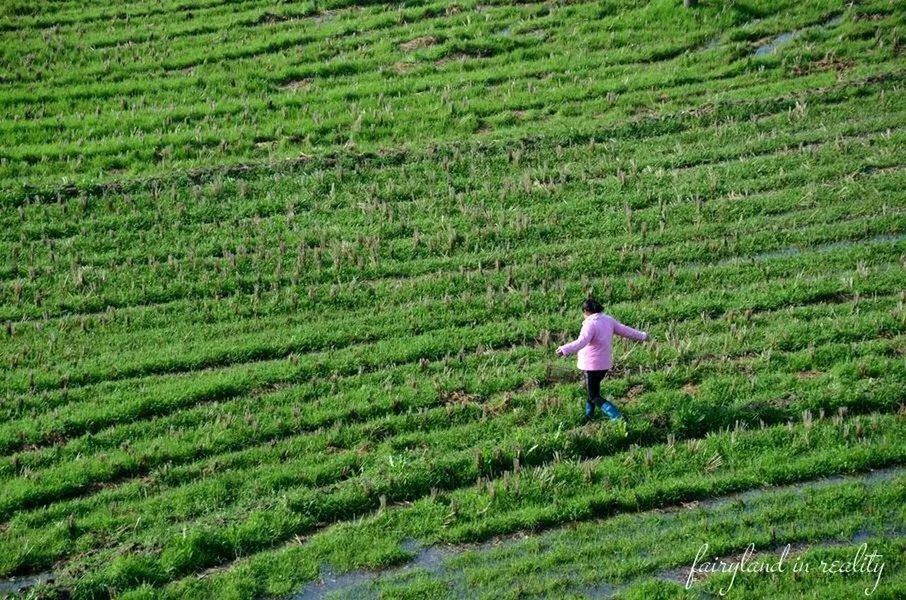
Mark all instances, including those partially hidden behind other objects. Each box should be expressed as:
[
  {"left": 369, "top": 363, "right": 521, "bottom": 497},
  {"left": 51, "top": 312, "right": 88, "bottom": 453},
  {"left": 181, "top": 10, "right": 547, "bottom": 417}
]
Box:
[{"left": 557, "top": 312, "right": 647, "bottom": 371}]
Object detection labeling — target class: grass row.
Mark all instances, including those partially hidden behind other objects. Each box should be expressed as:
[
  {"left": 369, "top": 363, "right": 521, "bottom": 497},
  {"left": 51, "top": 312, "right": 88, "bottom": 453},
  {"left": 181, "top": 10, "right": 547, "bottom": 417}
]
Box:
[
  {"left": 3, "top": 249, "right": 901, "bottom": 430},
  {"left": 341, "top": 470, "right": 905, "bottom": 599},
  {"left": 1, "top": 304, "right": 901, "bottom": 574},
  {"left": 4, "top": 223, "right": 902, "bottom": 399},
  {"left": 60, "top": 412, "right": 906, "bottom": 598},
  {"left": 2, "top": 2, "right": 900, "bottom": 188}
]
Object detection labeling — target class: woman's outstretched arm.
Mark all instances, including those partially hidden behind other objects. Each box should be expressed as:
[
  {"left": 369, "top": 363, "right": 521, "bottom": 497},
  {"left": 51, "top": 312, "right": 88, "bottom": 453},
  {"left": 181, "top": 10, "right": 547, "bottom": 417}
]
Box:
[
  {"left": 613, "top": 319, "right": 648, "bottom": 341},
  {"left": 557, "top": 321, "right": 594, "bottom": 356}
]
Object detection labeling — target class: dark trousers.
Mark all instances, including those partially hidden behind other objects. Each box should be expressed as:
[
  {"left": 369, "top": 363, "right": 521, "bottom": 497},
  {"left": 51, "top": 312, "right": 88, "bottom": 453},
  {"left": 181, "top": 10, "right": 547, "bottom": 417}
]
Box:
[{"left": 583, "top": 370, "right": 609, "bottom": 406}]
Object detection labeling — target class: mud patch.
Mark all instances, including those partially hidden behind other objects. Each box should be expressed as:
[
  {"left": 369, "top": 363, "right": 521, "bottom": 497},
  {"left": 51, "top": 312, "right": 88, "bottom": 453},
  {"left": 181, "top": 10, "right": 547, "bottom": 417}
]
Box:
[
  {"left": 861, "top": 164, "right": 906, "bottom": 177},
  {"left": 795, "top": 370, "right": 821, "bottom": 380},
  {"left": 626, "top": 384, "right": 646, "bottom": 400},
  {"left": 852, "top": 12, "right": 889, "bottom": 22},
  {"left": 435, "top": 52, "right": 473, "bottom": 68},
  {"left": 440, "top": 389, "right": 481, "bottom": 407},
  {"left": 283, "top": 79, "right": 312, "bottom": 92},
  {"left": 650, "top": 412, "right": 670, "bottom": 428},
  {"left": 517, "top": 377, "right": 540, "bottom": 392},
  {"left": 391, "top": 61, "right": 416, "bottom": 75},
  {"left": 259, "top": 11, "right": 288, "bottom": 24},
  {"left": 399, "top": 36, "right": 437, "bottom": 52},
  {"left": 792, "top": 56, "right": 853, "bottom": 76},
  {"left": 544, "top": 361, "right": 579, "bottom": 385}
]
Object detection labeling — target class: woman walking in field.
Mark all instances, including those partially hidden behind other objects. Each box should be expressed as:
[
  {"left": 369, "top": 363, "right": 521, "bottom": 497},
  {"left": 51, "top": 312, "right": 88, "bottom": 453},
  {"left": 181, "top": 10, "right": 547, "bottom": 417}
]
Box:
[{"left": 556, "top": 298, "right": 649, "bottom": 420}]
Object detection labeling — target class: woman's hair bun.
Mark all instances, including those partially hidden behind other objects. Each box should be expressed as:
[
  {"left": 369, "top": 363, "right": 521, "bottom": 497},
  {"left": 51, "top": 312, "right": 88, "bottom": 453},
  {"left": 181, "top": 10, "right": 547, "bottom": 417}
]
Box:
[{"left": 582, "top": 298, "right": 603, "bottom": 313}]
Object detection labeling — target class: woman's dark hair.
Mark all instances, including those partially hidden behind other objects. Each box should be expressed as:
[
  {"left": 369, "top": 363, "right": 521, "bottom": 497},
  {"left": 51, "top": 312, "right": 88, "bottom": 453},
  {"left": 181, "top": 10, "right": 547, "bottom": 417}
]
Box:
[{"left": 582, "top": 298, "right": 603, "bottom": 314}]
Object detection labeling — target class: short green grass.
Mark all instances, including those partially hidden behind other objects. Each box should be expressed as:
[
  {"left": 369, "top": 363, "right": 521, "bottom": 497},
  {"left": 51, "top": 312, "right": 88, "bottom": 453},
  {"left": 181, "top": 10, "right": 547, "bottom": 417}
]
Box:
[
  {"left": 334, "top": 470, "right": 905, "bottom": 599},
  {"left": 1, "top": 0, "right": 904, "bottom": 598}
]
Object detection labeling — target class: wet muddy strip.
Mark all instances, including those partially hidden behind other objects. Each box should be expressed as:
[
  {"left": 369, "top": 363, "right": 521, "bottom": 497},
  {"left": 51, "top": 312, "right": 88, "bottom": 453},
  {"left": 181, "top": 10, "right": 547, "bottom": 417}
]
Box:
[
  {"left": 0, "top": 571, "right": 54, "bottom": 596},
  {"left": 288, "top": 466, "right": 904, "bottom": 599},
  {"left": 753, "top": 14, "right": 844, "bottom": 56}
]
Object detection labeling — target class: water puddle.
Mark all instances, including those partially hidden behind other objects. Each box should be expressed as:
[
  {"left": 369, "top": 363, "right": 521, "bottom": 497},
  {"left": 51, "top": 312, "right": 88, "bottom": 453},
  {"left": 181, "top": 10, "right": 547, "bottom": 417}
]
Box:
[
  {"left": 683, "top": 233, "right": 906, "bottom": 269},
  {"left": 291, "top": 566, "right": 375, "bottom": 600},
  {"left": 690, "top": 464, "right": 903, "bottom": 512},
  {"left": 291, "top": 540, "right": 475, "bottom": 600},
  {"left": 719, "top": 232, "right": 906, "bottom": 267},
  {"left": 670, "top": 232, "right": 905, "bottom": 274},
  {"left": 0, "top": 571, "right": 54, "bottom": 595},
  {"left": 578, "top": 582, "right": 621, "bottom": 598},
  {"left": 286, "top": 467, "right": 903, "bottom": 598},
  {"left": 754, "top": 30, "right": 799, "bottom": 56},
  {"left": 753, "top": 14, "right": 843, "bottom": 56}
]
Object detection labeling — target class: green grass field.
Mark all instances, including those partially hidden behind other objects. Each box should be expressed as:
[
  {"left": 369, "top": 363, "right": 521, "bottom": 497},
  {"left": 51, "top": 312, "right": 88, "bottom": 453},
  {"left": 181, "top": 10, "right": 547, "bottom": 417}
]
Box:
[{"left": 1, "top": 0, "right": 904, "bottom": 598}]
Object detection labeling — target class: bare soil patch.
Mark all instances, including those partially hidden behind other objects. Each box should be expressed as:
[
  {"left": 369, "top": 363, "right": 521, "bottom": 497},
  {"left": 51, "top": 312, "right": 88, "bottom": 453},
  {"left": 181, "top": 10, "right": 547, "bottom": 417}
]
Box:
[{"left": 399, "top": 36, "right": 437, "bottom": 52}]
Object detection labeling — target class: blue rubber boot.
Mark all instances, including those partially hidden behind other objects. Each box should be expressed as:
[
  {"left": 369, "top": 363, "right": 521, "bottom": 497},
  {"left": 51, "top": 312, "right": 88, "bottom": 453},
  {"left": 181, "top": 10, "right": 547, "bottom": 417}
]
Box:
[
  {"left": 599, "top": 399, "right": 623, "bottom": 421},
  {"left": 584, "top": 400, "right": 596, "bottom": 420}
]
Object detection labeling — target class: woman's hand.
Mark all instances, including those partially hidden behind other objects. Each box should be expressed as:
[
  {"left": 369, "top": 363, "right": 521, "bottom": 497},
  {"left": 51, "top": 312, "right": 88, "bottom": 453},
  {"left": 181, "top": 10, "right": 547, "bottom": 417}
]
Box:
[{"left": 555, "top": 348, "right": 565, "bottom": 357}]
